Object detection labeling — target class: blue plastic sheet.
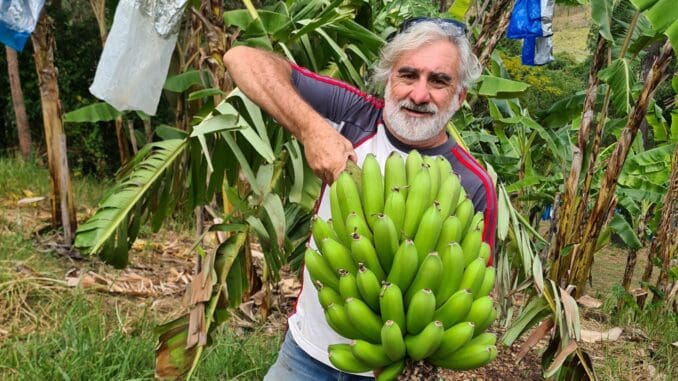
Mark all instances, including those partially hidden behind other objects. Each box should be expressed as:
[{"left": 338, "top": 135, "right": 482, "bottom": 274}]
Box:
[
  {"left": 0, "top": 0, "right": 45, "bottom": 52},
  {"left": 507, "top": 0, "right": 544, "bottom": 39},
  {"left": 507, "top": 0, "right": 554, "bottom": 66}
]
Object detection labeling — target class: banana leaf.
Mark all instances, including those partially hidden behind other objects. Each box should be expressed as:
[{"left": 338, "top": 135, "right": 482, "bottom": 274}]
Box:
[
  {"left": 63, "top": 102, "right": 122, "bottom": 123},
  {"left": 74, "top": 139, "right": 188, "bottom": 267}
]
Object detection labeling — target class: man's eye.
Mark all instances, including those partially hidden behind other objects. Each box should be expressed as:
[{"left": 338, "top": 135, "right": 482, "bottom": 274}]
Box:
[
  {"left": 430, "top": 78, "right": 450, "bottom": 86},
  {"left": 399, "top": 73, "right": 416, "bottom": 80}
]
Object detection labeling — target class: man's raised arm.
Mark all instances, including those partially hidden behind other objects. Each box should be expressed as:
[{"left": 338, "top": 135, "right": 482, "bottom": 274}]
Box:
[{"left": 223, "top": 46, "right": 355, "bottom": 184}]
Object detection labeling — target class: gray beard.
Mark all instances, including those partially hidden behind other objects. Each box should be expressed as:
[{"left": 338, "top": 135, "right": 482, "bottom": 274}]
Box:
[{"left": 383, "top": 85, "right": 460, "bottom": 143}]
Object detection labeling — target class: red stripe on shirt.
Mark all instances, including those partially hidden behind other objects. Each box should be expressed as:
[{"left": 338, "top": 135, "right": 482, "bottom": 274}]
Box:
[
  {"left": 291, "top": 64, "right": 384, "bottom": 109},
  {"left": 452, "top": 146, "right": 498, "bottom": 266}
]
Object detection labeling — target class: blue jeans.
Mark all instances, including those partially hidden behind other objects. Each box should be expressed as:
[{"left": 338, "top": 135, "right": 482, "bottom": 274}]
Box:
[{"left": 264, "top": 331, "right": 374, "bottom": 381}]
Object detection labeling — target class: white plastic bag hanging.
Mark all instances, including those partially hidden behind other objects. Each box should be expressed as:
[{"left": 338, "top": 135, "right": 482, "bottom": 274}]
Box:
[
  {"left": 0, "top": 0, "right": 45, "bottom": 52},
  {"left": 89, "top": 0, "right": 187, "bottom": 115}
]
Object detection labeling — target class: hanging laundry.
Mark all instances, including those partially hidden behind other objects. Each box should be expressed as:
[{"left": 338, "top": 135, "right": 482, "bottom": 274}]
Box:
[
  {"left": 506, "top": 0, "right": 555, "bottom": 66},
  {"left": 89, "top": 0, "right": 188, "bottom": 115},
  {"left": 0, "top": 0, "right": 45, "bottom": 52}
]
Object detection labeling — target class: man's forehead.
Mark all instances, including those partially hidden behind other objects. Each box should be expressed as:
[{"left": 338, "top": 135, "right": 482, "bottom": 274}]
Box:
[{"left": 391, "top": 41, "right": 459, "bottom": 74}]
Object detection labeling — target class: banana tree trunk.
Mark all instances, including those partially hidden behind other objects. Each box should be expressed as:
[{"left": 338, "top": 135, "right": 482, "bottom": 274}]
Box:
[
  {"left": 652, "top": 144, "right": 678, "bottom": 298},
  {"left": 473, "top": 0, "right": 515, "bottom": 69},
  {"left": 621, "top": 209, "right": 650, "bottom": 290},
  {"left": 549, "top": 36, "right": 607, "bottom": 281},
  {"left": 6, "top": 46, "right": 32, "bottom": 160},
  {"left": 563, "top": 41, "right": 674, "bottom": 298},
  {"left": 31, "top": 11, "right": 77, "bottom": 245}
]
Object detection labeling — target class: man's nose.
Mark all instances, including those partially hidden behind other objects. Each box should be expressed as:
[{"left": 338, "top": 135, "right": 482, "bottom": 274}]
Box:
[{"left": 408, "top": 79, "right": 431, "bottom": 105}]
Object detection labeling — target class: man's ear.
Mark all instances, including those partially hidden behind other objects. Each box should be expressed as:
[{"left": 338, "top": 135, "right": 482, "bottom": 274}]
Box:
[{"left": 457, "top": 88, "right": 468, "bottom": 105}]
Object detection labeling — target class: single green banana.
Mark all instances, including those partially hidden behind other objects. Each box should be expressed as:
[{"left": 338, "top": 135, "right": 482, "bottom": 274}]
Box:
[
  {"left": 384, "top": 151, "right": 407, "bottom": 201},
  {"left": 436, "top": 172, "right": 462, "bottom": 218},
  {"left": 469, "top": 211, "right": 485, "bottom": 232},
  {"left": 429, "top": 344, "right": 496, "bottom": 370},
  {"left": 406, "top": 288, "right": 436, "bottom": 335},
  {"left": 356, "top": 264, "right": 382, "bottom": 312},
  {"left": 361, "top": 153, "right": 384, "bottom": 229},
  {"left": 311, "top": 215, "right": 339, "bottom": 247},
  {"left": 436, "top": 215, "right": 463, "bottom": 254},
  {"left": 375, "top": 359, "right": 405, "bottom": 381},
  {"left": 351, "top": 233, "right": 385, "bottom": 281},
  {"left": 422, "top": 156, "right": 440, "bottom": 205},
  {"left": 435, "top": 156, "right": 452, "bottom": 185},
  {"left": 459, "top": 257, "right": 487, "bottom": 297},
  {"left": 433, "top": 288, "right": 473, "bottom": 329},
  {"left": 329, "top": 182, "right": 350, "bottom": 246},
  {"left": 321, "top": 237, "right": 357, "bottom": 275},
  {"left": 402, "top": 166, "right": 431, "bottom": 239},
  {"left": 304, "top": 247, "right": 340, "bottom": 291},
  {"left": 466, "top": 332, "right": 497, "bottom": 347},
  {"left": 325, "top": 303, "right": 363, "bottom": 340},
  {"left": 461, "top": 226, "right": 483, "bottom": 266},
  {"left": 435, "top": 242, "right": 465, "bottom": 307},
  {"left": 405, "top": 150, "right": 423, "bottom": 186},
  {"left": 428, "top": 321, "right": 475, "bottom": 361},
  {"left": 454, "top": 197, "right": 474, "bottom": 235},
  {"left": 345, "top": 297, "right": 383, "bottom": 344},
  {"left": 465, "top": 296, "right": 494, "bottom": 335},
  {"left": 413, "top": 202, "right": 443, "bottom": 261},
  {"left": 351, "top": 340, "right": 392, "bottom": 368},
  {"left": 404, "top": 252, "right": 443, "bottom": 305},
  {"left": 379, "top": 283, "right": 406, "bottom": 332},
  {"left": 380, "top": 320, "right": 406, "bottom": 361},
  {"left": 328, "top": 343, "right": 372, "bottom": 373},
  {"left": 476, "top": 267, "right": 496, "bottom": 298},
  {"left": 317, "top": 281, "right": 343, "bottom": 309},
  {"left": 372, "top": 213, "right": 399, "bottom": 273},
  {"left": 404, "top": 320, "right": 444, "bottom": 361},
  {"left": 386, "top": 240, "right": 418, "bottom": 293},
  {"left": 346, "top": 211, "right": 373, "bottom": 242},
  {"left": 339, "top": 269, "right": 361, "bottom": 301},
  {"left": 479, "top": 241, "right": 491, "bottom": 263},
  {"left": 345, "top": 160, "right": 363, "bottom": 193},
  {"left": 474, "top": 306, "right": 497, "bottom": 335},
  {"left": 383, "top": 186, "right": 406, "bottom": 237},
  {"left": 337, "top": 171, "right": 365, "bottom": 224}
]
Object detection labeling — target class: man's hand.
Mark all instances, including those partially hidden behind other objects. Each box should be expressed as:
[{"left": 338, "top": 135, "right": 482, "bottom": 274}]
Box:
[{"left": 301, "top": 124, "right": 357, "bottom": 185}]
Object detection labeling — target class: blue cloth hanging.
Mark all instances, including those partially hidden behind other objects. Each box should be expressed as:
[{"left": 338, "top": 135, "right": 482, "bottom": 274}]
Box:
[
  {"left": 0, "top": 0, "right": 45, "bottom": 52},
  {"left": 507, "top": 0, "right": 554, "bottom": 66}
]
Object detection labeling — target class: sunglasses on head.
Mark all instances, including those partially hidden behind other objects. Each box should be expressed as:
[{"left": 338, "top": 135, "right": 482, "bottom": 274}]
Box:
[{"left": 387, "top": 17, "right": 468, "bottom": 41}]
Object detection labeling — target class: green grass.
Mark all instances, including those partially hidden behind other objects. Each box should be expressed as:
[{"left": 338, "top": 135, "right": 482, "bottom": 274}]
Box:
[
  {"left": 0, "top": 155, "right": 110, "bottom": 208},
  {"left": 593, "top": 285, "right": 677, "bottom": 380},
  {"left": 0, "top": 290, "right": 282, "bottom": 381}
]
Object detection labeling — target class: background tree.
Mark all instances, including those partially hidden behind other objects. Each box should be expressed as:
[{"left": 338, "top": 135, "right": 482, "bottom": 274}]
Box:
[{"left": 5, "top": 46, "right": 32, "bottom": 160}]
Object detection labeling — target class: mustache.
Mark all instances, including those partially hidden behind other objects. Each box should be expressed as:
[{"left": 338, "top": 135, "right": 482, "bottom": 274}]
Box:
[{"left": 399, "top": 101, "right": 437, "bottom": 114}]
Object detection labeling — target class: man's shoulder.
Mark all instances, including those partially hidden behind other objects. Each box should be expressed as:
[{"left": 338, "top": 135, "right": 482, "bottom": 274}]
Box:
[{"left": 291, "top": 64, "right": 384, "bottom": 109}]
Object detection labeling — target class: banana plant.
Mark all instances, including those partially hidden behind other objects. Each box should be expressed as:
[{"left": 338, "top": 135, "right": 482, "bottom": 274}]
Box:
[{"left": 548, "top": 0, "right": 676, "bottom": 295}]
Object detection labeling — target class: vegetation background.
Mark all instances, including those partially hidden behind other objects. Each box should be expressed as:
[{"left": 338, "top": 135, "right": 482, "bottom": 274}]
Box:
[{"left": 0, "top": 0, "right": 676, "bottom": 380}]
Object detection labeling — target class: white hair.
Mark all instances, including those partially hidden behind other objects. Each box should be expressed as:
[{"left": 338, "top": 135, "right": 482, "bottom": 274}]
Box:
[{"left": 372, "top": 21, "right": 482, "bottom": 92}]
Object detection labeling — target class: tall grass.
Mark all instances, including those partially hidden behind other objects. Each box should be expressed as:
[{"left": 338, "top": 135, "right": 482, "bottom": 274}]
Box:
[{"left": 0, "top": 290, "right": 283, "bottom": 381}]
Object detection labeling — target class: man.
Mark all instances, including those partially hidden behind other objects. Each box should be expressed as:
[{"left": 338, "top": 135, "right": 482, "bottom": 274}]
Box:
[{"left": 223, "top": 17, "right": 497, "bottom": 380}]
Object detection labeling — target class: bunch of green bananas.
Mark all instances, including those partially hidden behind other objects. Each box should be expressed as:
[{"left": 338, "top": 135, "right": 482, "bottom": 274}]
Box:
[{"left": 305, "top": 151, "right": 498, "bottom": 380}]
